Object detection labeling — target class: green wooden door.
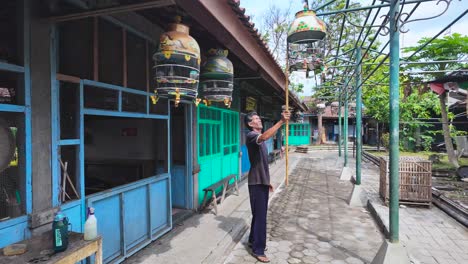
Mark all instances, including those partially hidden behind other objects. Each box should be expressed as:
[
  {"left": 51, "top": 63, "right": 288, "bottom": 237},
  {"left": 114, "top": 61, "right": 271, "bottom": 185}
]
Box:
[
  {"left": 284, "top": 123, "right": 310, "bottom": 146},
  {"left": 197, "top": 106, "right": 239, "bottom": 205}
]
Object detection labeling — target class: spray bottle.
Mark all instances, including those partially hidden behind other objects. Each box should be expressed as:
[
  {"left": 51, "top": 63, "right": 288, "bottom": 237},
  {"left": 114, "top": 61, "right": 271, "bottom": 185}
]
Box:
[{"left": 84, "top": 207, "right": 97, "bottom": 240}]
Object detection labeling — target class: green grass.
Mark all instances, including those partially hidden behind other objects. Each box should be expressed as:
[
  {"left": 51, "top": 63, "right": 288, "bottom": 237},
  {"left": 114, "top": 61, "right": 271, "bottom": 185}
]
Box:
[{"left": 367, "top": 150, "right": 468, "bottom": 170}]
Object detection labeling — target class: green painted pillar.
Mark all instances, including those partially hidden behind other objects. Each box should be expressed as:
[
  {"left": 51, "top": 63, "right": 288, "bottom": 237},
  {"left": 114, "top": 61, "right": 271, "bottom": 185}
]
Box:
[
  {"left": 344, "top": 80, "right": 349, "bottom": 167},
  {"left": 338, "top": 86, "right": 342, "bottom": 157},
  {"left": 355, "top": 48, "right": 362, "bottom": 185},
  {"left": 389, "top": 0, "right": 400, "bottom": 243}
]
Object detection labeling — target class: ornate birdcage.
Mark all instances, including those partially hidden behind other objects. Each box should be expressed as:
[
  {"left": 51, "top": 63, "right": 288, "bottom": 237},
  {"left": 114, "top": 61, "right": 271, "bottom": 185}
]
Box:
[
  {"left": 295, "top": 111, "right": 305, "bottom": 123},
  {"left": 348, "top": 102, "right": 357, "bottom": 117},
  {"left": 316, "top": 103, "right": 326, "bottom": 114},
  {"left": 287, "top": 9, "right": 326, "bottom": 44},
  {"left": 153, "top": 17, "right": 201, "bottom": 106},
  {"left": 287, "top": 3, "right": 327, "bottom": 79},
  {"left": 330, "top": 101, "right": 340, "bottom": 115},
  {"left": 200, "top": 49, "right": 234, "bottom": 107},
  {"left": 288, "top": 41, "right": 326, "bottom": 78}
]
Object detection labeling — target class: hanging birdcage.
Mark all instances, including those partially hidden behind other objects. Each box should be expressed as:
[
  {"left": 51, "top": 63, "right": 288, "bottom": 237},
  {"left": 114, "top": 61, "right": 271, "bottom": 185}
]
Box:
[
  {"left": 316, "top": 103, "right": 326, "bottom": 114},
  {"left": 153, "top": 17, "right": 201, "bottom": 106},
  {"left": 288, "top": 41, "right": 326, "bottom": 78},
  {"left": 331, "top": 101, "right": 339, "bottom": 115},
  {"left": 200, "top": 49, "right": 234, "bottom": 107},
  {"left": 295, "top": 111, "right": 305, "bottom": 123},
  {"left": 348, "top": 102, "right": 357, "bottom": 117},
  {"left": 287, "top": 9, "right": 326, "bottom": 44}
]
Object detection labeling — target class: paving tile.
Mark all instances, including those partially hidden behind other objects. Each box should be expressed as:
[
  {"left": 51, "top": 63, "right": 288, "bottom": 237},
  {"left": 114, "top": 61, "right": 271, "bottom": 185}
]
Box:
[{"left": 224, "top": 152, "right": 467, "bottom": 264}]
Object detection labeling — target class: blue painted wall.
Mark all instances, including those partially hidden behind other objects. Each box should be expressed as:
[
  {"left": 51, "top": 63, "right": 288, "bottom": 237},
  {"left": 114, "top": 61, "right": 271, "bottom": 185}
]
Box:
[
  {"left": 171, "top": 165, "right": 186, "bottom": 208},
  {"left": 87, "top": 177, "right": 171, "bottom": 263}
]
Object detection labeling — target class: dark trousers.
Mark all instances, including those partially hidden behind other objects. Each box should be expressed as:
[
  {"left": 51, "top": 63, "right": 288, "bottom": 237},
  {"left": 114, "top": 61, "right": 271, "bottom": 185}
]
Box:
[{"left": 248, "top": 184, "right": 269, "bottom": 256}]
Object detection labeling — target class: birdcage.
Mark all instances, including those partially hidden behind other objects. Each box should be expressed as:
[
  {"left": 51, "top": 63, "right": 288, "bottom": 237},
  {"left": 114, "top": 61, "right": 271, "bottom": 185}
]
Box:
[
  {"left": 379, "top": 157, "right": 432, "bottom": 207},
  {"left": 200, "top": 49, "right": 234, "bottom": 107},
  {"left": 331, "top": 101, "right": 340, "bottom": 115},
  {"left": 153, "top": 17, "right": 200, "bottom": 106},
  {"left": 295, "top": 111, "right": 305, "bottom": 123},
  {"left": 288, "top": 41, "right": 326, "bottom": 78},
  {"left": 287, "top": 9, "right": 327, "bottom": 44}
]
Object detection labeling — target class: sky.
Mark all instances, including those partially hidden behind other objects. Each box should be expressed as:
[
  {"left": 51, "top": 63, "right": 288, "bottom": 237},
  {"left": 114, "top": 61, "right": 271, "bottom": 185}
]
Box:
[{"left": 238, "top": 0, "right": 468, "bottom": 96}]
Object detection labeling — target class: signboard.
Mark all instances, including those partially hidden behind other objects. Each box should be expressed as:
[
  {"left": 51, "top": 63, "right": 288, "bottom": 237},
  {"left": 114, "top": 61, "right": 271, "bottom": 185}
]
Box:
[{"left": 245, "top": 97, "right": 257, "bottom": 112}]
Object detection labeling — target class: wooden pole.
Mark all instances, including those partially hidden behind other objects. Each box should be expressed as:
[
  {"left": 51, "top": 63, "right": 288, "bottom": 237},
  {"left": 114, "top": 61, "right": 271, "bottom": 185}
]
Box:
[
  {"left": 93, "top": 17, "right": 99, "bottom": 81},
  {"left": 285, "top": 43, "right": 290, "bottom": 186}
]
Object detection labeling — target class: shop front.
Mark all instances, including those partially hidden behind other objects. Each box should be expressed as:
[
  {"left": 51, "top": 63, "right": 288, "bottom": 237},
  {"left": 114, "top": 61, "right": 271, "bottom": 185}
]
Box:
[{"left": 1, "top": 1, "right": 306, "bottom": 263}]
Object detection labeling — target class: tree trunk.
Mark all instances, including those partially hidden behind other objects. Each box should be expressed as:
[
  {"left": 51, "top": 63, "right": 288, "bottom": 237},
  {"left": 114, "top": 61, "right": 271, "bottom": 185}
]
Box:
[
  {"left": 377, "top": 122, "right": 380, "bottom": 151},
  {"left": 439, "top": 92, "right": 459, "bottom": 168},
  {"left": 317, "top": 113, "right": 323, "bottom": 145}
]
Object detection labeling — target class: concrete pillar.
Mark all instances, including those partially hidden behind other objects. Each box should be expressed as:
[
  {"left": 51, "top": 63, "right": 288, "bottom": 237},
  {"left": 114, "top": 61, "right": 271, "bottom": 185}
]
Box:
[{"left": 29, "top": 1, "right": 53, "bottom": 214}]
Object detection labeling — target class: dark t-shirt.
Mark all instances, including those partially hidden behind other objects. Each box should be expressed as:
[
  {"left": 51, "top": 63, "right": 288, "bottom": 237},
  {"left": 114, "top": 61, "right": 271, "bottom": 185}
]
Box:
[{"left": 246, "top": 130, "right": 270, "bottom": 186}]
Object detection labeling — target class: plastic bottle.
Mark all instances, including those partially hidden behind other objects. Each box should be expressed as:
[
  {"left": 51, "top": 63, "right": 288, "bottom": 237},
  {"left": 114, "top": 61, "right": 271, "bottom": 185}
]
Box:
[
  {"left": 84, "top": 207, "right": 97, "bottom": 240},
  {"left": 52, "top": 210, "right": 69, "bottom": 252}
]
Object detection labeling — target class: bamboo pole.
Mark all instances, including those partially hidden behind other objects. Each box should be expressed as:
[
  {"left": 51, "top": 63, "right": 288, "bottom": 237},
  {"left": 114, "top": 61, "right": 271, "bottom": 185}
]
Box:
[{"left": 285, "top": 42, "right": 290, "bottom": 186}]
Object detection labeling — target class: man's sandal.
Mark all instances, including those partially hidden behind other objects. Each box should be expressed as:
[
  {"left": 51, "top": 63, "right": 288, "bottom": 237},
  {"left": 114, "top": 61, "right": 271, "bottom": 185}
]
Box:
[{"left": 252, "top": 254, "right": 270, "bottom": 263}]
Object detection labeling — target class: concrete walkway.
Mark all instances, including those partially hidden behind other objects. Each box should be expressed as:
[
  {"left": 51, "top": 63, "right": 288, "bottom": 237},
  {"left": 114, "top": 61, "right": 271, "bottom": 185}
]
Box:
[
  {"left": 123, "top": 153, "right": 301, "bottom": 264},
  {"left": 225, "top": 152, "right": 384, "bottom": 264},
  {"left": 124, "top": 150, "right": 468, "bottom": 264},
  {"left": 356, "top": 157, "right": 468, "bottom": 264}
]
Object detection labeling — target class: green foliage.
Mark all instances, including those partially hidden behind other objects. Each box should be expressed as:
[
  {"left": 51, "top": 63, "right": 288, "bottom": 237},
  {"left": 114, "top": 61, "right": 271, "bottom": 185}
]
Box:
[
  {"left": 362, "top": 56, "right": 390, "bottom": 123},
  {"left": 429, "top": 127, "right": 468, "bottom": 138},
  {"left": 381, "top": 133, "right": 389, "bottom": 149},
  {"left": 290, "top": 83, "right": 304, "bottom": 93},
  {"left": 421, "top": 135, "right": 434, "bottom": 152},
  {"left": 403, "top": 33, "right": 468, "bottom": 76},
  {"left": 401, "top": 33, "right": 467, "bottom": 161}
]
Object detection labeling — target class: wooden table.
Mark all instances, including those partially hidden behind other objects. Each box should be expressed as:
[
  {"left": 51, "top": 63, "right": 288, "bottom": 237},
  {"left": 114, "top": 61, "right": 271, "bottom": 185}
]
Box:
[{"left": 0, "top": 232, "right": 102, "bottom": 264}]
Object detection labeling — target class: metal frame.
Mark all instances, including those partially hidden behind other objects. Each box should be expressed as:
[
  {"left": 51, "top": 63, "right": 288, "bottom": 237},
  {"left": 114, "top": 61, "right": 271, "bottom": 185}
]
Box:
[
  {"left": 80, "top": 80, "right": 172, "bottom": 263},
  {"left": 301, "top": 0, "right": 465, "bottom": 245},
  {"left": 0, "top": 0, "right": 32, "bottom": 244},
  {"left": 49, "top": 17, "right": 174, "bottom": 256}
]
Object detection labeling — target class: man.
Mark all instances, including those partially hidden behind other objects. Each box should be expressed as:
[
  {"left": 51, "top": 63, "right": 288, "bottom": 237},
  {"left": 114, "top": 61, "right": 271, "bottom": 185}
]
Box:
[{"left": 244, "top": 111, "right": 290, "bottom": 263}]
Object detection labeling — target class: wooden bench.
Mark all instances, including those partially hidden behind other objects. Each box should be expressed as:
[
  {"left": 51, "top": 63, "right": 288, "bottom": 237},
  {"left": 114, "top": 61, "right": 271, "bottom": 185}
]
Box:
[
  {"left": 201, "top": 174, "right": 239, "bottom": 215},
  {"left": 0, "top": 232, "right": 102, "bottom": 264}
]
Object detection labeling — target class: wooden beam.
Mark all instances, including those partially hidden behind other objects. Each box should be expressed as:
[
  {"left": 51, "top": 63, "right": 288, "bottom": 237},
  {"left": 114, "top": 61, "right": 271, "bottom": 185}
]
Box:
[
  {"left": 123, "top": 29, "right": 127, "bottom": 87},
  {"left": 146, "top": 41, "right": 150, "bottom": 93},
  {"left": 48, "top": 0, "right": 176, "bottom": 23},
  {"left": 174, "top": 0, "right": 259, "bottom": 74},
  {"left": 93, "top": 17, "right": 99, "bottom": 81},
  {"left": 56, "top": 73, "right": 81, "bottom": 84}
]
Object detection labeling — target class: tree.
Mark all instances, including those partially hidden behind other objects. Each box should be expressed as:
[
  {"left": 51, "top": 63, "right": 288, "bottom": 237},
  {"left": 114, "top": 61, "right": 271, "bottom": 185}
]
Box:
[
  {"left": 257, "top": 4, "right": 292, "bottom": 63},
  {"left": 311, "top": 0, "right": 382, "bottom": 100},
  {"left": 361, "top": 54, "right": 440, "bottom": 152},
  {"left": 403, "top": 33, "right": 468, "bottom": 167},
  {"left": 290, "top": 83, "right": 304, "bottom": 94}
]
